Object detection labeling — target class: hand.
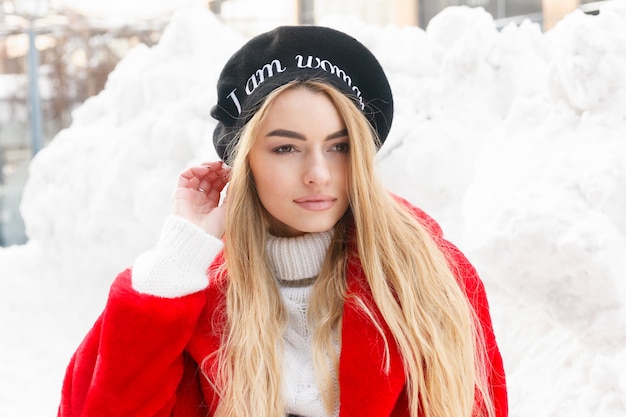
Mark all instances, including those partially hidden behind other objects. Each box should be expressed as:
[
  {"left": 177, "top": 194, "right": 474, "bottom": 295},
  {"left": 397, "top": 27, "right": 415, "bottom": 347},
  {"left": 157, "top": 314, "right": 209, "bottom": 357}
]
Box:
[{"left": 173, "top": 161, "right": 230, "bottom": 238}]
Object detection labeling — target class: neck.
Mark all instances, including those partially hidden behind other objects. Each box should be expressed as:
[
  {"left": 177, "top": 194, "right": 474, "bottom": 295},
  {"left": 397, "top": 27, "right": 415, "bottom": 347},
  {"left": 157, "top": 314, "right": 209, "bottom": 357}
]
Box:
[{"left": 265, "top": 229, "right": 334, "bottom": 284}]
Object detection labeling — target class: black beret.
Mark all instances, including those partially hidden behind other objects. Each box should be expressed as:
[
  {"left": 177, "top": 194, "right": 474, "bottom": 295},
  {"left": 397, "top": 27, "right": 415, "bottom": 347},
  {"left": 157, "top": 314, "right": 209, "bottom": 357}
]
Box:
[{"left": 210, "top": 25, "right": 394, "bottom": 162}]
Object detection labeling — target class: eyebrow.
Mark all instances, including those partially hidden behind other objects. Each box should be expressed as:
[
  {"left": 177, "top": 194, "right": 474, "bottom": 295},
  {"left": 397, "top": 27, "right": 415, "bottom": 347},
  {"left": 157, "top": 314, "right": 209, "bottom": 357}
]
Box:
[{"left": 265, "top": 128, "right": 348, "bottom": 141}]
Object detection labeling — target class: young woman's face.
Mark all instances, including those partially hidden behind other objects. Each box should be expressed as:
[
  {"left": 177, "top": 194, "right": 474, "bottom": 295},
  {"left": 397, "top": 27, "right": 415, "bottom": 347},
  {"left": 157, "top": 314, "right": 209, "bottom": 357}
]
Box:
[{"left": 248, "top": 87, "right": 350, "bottom": 237}]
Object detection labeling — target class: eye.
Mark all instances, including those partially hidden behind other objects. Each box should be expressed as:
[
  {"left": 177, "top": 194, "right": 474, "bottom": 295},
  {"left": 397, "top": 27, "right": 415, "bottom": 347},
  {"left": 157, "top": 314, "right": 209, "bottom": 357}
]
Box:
[
  {"left": 272, "top": 144, "right": 297, "bottom": 154},
  {"left": 331, "top": 142, "right": 350, "bottom": 153}
]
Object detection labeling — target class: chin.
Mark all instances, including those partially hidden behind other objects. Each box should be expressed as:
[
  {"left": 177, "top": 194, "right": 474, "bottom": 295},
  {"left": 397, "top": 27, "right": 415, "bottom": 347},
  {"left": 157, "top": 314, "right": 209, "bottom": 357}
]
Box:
[
  {"left": 270, "top": 214, "right": 342, "bottom": 237},
  {"left": 298, "top": 220, "right": 337, "bottom": 234}
]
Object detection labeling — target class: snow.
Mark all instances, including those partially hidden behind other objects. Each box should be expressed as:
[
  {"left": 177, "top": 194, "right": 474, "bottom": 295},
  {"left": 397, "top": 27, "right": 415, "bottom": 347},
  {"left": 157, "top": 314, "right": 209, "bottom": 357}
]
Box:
[{"left": 1, "top": 3, "right": 626, "bottom": 416}]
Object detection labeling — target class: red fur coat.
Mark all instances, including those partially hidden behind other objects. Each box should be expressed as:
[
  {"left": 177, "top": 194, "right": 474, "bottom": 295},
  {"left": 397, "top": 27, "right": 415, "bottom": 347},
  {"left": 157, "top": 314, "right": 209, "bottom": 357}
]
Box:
[{"left": 58, "top": 202, "right": 507, "bottom": 417}]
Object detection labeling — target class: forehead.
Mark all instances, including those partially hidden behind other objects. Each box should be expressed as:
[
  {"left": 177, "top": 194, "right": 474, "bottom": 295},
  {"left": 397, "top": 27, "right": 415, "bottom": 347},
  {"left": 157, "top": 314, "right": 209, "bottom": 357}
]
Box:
[{"left": 262, "top": 87, "right": 344, "bottom": 125}]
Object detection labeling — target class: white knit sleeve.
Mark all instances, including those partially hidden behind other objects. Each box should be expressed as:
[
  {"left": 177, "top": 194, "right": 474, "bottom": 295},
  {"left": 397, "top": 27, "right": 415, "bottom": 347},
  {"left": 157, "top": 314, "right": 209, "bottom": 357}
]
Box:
[{"left": 131, "top": 215, "right": 224, "bottom": 298}]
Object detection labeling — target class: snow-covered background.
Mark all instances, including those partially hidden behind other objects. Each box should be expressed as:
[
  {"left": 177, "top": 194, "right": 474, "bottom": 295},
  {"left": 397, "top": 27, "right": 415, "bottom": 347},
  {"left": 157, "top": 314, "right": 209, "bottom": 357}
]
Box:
[{"left": 1, "top": 3, "right": 626, "bottom": 416}]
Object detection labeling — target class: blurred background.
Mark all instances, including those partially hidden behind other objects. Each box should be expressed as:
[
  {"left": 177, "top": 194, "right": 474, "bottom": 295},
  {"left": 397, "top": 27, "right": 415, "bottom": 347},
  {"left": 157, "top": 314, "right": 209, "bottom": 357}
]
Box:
[{"left": 0, "top": 0, "right": 608, "bottom": 247}]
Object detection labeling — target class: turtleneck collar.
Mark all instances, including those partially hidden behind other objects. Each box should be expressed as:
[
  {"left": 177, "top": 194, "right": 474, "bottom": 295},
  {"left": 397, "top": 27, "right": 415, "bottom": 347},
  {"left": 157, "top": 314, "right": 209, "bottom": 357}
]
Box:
[{"left": 265, "top": 229, "right": 334, "bottom": 284}]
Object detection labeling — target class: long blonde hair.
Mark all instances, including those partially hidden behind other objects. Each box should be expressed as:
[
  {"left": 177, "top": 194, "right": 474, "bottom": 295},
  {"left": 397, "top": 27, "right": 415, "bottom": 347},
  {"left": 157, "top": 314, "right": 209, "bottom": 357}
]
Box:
[{"left": 204, "top": 80, "right": 495, "bottom": 417}]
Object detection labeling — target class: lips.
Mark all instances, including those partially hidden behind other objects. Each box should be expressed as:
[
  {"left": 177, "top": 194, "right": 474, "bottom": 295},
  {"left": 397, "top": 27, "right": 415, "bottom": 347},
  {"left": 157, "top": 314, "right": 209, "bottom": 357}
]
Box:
[{"left": 294, "top": 195, "right": 337, "bottom": 211}]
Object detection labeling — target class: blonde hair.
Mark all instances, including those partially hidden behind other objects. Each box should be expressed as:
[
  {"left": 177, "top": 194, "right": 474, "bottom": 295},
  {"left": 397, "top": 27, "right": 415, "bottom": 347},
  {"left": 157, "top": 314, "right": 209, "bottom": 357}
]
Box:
[{"left": 204, "top": 80, "right": 495, "bottom": 417}]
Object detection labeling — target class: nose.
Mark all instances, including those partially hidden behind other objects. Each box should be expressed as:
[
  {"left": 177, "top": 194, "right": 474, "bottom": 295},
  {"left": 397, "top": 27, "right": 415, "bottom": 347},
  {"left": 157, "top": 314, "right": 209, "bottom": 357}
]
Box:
[{"left": 303, "top": 152, "right": 331, "bottom": 185}]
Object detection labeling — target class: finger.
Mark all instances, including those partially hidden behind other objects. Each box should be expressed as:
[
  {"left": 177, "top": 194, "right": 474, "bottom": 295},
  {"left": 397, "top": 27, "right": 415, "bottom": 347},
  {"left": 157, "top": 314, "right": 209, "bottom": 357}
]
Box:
[
  {"left": 177, "top": 163, "right": 221, "bottom": 190},
  {"left": 196, "top": 165, "right": 230, "bottom": 194},
  {"left": 200, "top": 161, "right": 224, "bottom": 170},
  {"left": 197, "top": 178, "right": 227, "bottom": 207},
  {"left": 179, "top": 161, "right": 223, "bottom": 178},
  {"left": 178, "top": 166, "right": 208, "bottom": 187}
]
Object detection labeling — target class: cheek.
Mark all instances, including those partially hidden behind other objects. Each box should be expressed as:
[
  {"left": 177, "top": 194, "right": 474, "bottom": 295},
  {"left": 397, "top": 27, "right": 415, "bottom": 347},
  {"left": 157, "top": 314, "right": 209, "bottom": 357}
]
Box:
[
  {"left": 255, "top": 173, "right": 278, "bottom": 199},
  {"left": 251, "top": 161, "right": 291, "bottom": 200},
  {"left": 251, "top": 149, "right": 299, "bottom": 180},
  {"left": 333, "top": 158, "right": 350, "bottom": 189}
]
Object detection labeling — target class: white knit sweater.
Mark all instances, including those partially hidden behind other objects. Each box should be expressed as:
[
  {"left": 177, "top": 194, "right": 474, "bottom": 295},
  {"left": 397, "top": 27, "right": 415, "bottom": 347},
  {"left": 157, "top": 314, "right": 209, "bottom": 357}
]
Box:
[
  {"left": 266, "top": 230, "right": 336, "bottom": 417},
  {"left": 131, "top": 215, "right": 336, "bottom": 417}
]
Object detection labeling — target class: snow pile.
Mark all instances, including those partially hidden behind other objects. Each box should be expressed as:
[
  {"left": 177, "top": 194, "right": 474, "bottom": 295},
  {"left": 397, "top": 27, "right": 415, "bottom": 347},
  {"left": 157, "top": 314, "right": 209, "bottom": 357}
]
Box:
[
  {"left": 20, "top": 9, "right": 244, "bottom": 271},
  {"left": 461, "top": 7, "right": 626, "bottom": 415},
  {"left": 1, "top": 3, "right": 625, "bottom": 416}
]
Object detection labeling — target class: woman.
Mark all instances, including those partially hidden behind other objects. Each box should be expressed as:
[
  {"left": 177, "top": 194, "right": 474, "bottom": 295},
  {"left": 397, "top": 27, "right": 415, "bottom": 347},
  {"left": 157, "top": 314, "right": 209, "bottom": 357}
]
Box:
[{"left": 59, "top": 26, "right": 507, "bottom": 417}]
